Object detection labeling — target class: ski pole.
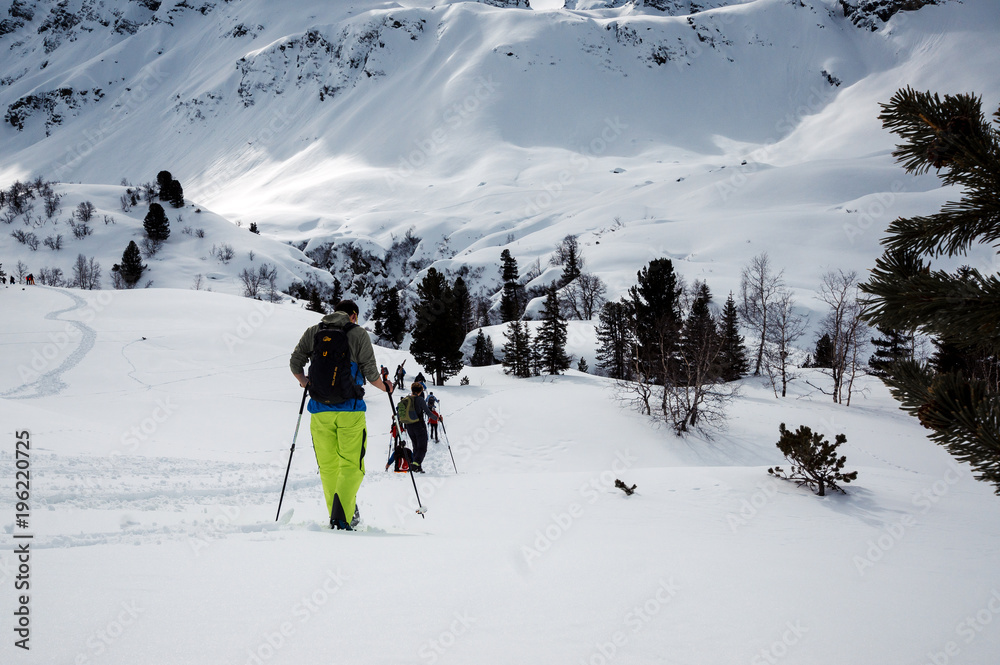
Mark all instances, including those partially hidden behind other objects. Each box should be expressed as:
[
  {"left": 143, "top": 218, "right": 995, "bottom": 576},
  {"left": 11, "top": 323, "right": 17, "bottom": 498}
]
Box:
[
  {"left": 276, "top": 385, "right": 309, "bottom": 521},
  {"left": 385, "top": 386, "right": 427, "bottom": 517},
  {"left": 439, "top": 416, "right": 458, "bottom": 474}
]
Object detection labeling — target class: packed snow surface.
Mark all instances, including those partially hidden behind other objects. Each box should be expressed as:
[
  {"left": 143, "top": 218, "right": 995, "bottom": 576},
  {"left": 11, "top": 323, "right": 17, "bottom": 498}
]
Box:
[{"left": 1, "top": 285, "right": 999, "bottom": 664}]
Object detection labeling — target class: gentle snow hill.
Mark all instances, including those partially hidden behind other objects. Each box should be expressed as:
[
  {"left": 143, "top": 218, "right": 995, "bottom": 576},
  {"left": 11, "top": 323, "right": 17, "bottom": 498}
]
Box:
[
  {"left": 3, "top": 0, "right": 1000, "bottom": 331},
  {"left": 0, "top": 182, "right": 329, "bottom": 296},
  {"left": 2, "top": 285, "right": 1000, "bottom": 664}
]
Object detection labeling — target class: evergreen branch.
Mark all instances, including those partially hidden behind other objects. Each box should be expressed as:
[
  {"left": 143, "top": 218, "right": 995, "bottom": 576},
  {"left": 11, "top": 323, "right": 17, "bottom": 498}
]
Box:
[
  {"left": 860, "top": 251, "right": 1000, "bottom": 350},
  {"left": 882, "top": 361, "right": 1000, "bottom": 492}
]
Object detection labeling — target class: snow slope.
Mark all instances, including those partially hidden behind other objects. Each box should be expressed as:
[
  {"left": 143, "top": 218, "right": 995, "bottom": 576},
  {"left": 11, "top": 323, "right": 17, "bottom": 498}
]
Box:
[
  {"left": 1, "top": 285, "right": 1000, "bottom": 664},
  {"left": 2, "top": 0, "right": 999, "bottom": 323}
]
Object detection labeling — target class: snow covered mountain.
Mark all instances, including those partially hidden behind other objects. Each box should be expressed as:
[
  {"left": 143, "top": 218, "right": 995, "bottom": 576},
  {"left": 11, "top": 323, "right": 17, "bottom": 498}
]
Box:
[
  {"left": 2, "top": 0, "right": 998, "bottom": 319},
  {"left": 3, "top": 2, "right": 1000, "bottom": 664}
]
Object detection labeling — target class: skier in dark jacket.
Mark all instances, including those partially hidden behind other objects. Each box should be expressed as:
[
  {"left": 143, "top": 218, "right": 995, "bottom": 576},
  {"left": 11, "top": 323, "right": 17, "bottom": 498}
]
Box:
[{"left": 403, "top": 382, "right": 435, "bottom": 473}]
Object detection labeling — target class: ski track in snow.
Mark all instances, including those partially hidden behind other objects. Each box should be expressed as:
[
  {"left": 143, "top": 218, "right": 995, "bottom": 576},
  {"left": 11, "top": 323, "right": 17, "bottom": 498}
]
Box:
[{"left": 0, "top": 287, "right": 96, "bottom": 400}]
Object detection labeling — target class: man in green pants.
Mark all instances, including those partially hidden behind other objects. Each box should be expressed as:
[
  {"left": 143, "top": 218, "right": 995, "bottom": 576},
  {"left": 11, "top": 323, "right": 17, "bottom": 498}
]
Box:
[{"left": 290, "top": 300, "right": 391, "bottom": 530}]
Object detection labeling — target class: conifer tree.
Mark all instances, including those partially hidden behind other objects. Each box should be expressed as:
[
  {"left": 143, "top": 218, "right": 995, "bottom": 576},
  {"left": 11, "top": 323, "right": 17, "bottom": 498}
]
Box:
[
  {"left": 629, "top": 258, "right": 683, "bottom": 383},
  {"left": 453, "top": 276, "right": 474, "bottom": 334},
  {"left": 501, "top": 320, "right": 533, "bottom": 378},
  {"left": 168, "top": 179, "right": 184, "bottom": 208},
  {"left": 557, "top": 235, "right": 583, "bottom": 287},
  {"left": 471, "top": 329, "right": 496, "bottom": 367},
  {"left": 410, "top": 268, "right": 464, "bottom": 385},
  {"left": 499, "top": 249, "right": 523, "bottom": 323},
  {"left": 679, "top": 282, "right": 721, "bottom": 385},
  {"left": 143, "top": 202, "right": 170, "bottom": 241},
  {"left": 595, "top": 299, "right": 636, "bottom": 380},
  {"left": 373, "top": 286, "right": 406, "bottom": 348},
  {"left": 860, "top": 87, "right": 1000, "bottom": 491},
  {"left": 534, "top": 284, "right": 570, "bottom": 375},
  {"left": 813, "top": 334, "right": 835, "bottom": 369},
  {"left": 113, "top": 240, "right": 146, "bottom": 288},
  {"left": 156, "top": 170, "right": 173, "bottom": 200},
  {"left": 868, "top": 326, "right": 914, "bottom": 378},
  {"left": 577, "top": 357, "right": 589, "bottom": 373},
  {"left": 718, "top": 292, "right": 750, "bottom": 381}
]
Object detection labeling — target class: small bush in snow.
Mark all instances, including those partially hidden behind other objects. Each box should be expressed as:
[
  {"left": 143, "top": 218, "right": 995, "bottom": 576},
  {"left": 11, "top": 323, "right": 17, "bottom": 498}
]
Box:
[{"left": 768, "top": 423, "right": 857, "bottom": 496}]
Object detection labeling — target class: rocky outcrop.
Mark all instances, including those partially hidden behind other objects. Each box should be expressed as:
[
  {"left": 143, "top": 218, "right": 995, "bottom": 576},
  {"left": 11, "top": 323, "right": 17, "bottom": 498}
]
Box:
[{"left": 839, "top": 0, "right": 945, "bottom": 30}]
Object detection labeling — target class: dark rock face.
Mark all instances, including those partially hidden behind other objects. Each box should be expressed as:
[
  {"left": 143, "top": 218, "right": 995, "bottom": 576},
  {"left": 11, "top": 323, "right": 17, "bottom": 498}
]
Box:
[{"left": 839, "top": 0, "right": 944, "bottom": 30}]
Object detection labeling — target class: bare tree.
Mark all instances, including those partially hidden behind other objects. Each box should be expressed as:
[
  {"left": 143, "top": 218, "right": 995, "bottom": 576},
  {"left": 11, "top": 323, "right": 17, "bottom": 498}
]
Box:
[
  {"left": 739, "top": 252, "right": 785, "bottom": 376},
  {"left": 814, "top": 270, "right": 868, "bottom": 405},
  {"left": 763, "top": 289, "right": 808, "bottom": 397},
  {"left": 560, "top": 272, "right": 607, "bottom": 320},
  {"left": 75, "top": 201, "right": 96, "bottom": 223},
  {"left": 239, "top": 262, "right": 278, "bottom": 299},
  {"left": 71, "top": 254, "right": 102, "bottom": 290}
]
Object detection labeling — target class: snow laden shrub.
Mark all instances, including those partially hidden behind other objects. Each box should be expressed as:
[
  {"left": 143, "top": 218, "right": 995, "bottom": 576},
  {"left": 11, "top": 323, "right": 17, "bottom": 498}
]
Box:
[{"left": 768, "top": 424, "right": 858, "bottom": 496}]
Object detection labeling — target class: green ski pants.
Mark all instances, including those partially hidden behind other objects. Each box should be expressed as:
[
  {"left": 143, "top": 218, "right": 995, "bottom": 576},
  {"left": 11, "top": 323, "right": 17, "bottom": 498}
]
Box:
[{"left": 310, "top": 410, "right": 367, "bottom": 524}]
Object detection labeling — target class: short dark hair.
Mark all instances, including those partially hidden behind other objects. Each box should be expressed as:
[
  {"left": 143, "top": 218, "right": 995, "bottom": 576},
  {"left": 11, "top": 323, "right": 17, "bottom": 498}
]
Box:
[{"left": 334, "top": 300, "right": 359, "bottom": 317}]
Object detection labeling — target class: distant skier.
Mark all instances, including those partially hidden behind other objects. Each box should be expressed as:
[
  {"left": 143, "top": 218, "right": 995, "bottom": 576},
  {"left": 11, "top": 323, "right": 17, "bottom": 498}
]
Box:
[
  {"left": 428, "top": 409, "right": 441, "bottom": 444},
  {"left": 394, "top": 361, "right": 406, "bottom": 389},
  {"left": 415, "top": 372, "right": 427, "bottom": 392},
  {"left": 25, "top": 273, "right": 34, "bottom": 285},
  {"left": 427, "top": 391, "right": 438, "bottom": 411},
  {"left": 402, "top": 382, "right": 435, "bottom": 473},
  {"left": 385, "top": 424, "right": 412, "bottom": 473}
]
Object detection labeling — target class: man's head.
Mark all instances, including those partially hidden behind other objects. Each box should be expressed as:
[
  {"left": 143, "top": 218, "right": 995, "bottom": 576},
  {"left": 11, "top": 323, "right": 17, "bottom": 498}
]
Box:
[
  {"left": 334, "top": 299, "right": 360, "bottom": 321},
  {"left": 411, "top": 382, "right": 424, "bottom": 395}
]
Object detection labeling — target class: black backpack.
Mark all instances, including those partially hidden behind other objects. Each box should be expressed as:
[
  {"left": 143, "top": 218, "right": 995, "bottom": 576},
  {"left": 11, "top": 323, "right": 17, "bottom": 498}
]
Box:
[{"left": 308, "top": 322, "right": 364, "bottom": 405}]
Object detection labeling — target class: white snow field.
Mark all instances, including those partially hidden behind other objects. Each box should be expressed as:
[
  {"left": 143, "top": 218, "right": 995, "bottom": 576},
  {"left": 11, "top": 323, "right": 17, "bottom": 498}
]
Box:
[
  {"left": 1, "top": 284, "right": 999, "bottom": 665},
  {"left": 2, "top": 0, "right": 1000, "bottom": 663}
]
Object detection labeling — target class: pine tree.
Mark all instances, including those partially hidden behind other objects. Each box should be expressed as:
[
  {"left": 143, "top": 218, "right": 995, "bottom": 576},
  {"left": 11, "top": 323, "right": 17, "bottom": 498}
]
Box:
[
  {"left": 629, "top": 258, "right": 682, "bottom": 382},
  {"left": 143, "top": 202, "right": 170, "bottom": 241},
  {"left": 113, "top": 240, "right": 146, "bottom": 288},
  {"left": 471, "top": 329, "right": 496, "bottom": 366},
  {"left": 410, "top": 268, "right": 465, "bottom": 385},
  {"left": 557, "top": 235, "right": 583, "bottom": 287},
  {"left": 868, "top": 325, "right": 913, "bottom": 378},
  {"left": 453, "top": 276, "right": 474, "bottom": 334},
  {"left": 577, "top": 357, "right": 589, "bottom": 373},
  {"left": 499, "top": 249, "right": 523, "bottom": 323},
  {"left": 679, "top": 282, "right": 721, "bottom": 385},
  {"left": 813, "top": 334, "right": 835, "bottom": 369},
  {"left": 534, "top": 284, "right": 570, "bottom": 375},
  {"left": 306, "top": 287, "right": 325, "bottom": 313},
  {"left": 373, "top": 286, "right": 406, "bottom": 348},
  {"left": 595, "top": 299, "right": 636, "bottom": 380},
  {"left": 718, "top": 292, "right": 749, "bottom": 381},
  {"left": 168, "top": 179, "right": 184, "bottom": 208},
  {"left": 156, "top": 170, "right": 173, "bottom": 200},
  {"left": 501, "top": 320, "right": 532, "bottom": 378},
  {"left": 859, "top": 87, "right": 1000, "bottom": 491}
]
